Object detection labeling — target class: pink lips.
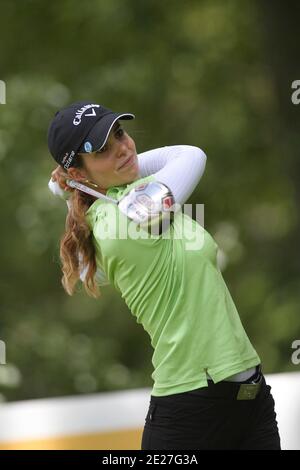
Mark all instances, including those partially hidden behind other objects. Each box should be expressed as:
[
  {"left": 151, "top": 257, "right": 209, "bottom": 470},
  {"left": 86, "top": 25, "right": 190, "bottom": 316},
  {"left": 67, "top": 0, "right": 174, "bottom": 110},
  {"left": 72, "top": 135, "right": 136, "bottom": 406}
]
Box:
[{"left": 118, "top": 155, "right": 135, "bottom": 170}]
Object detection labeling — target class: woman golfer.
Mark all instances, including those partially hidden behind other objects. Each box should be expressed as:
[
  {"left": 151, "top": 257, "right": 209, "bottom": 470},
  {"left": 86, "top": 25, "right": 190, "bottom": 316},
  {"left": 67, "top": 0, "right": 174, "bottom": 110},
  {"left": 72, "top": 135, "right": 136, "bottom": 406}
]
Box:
[{"left": 47, "top": 101, "right": 281, "bottom": 450}]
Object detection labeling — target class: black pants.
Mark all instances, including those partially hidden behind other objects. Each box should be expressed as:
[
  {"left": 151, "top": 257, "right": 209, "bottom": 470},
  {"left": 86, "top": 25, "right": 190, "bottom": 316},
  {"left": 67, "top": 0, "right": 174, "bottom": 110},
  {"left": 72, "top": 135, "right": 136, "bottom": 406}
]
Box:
[{"left": 141, "top": 371, "right": 281, "bottom": 450}]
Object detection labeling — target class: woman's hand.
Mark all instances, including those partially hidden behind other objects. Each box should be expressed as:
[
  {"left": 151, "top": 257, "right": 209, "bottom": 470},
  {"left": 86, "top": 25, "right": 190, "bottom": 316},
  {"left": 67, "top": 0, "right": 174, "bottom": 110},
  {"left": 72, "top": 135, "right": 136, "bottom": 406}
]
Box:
[{"left": 51, "top": 165, "right": 72, "bottom": 192}]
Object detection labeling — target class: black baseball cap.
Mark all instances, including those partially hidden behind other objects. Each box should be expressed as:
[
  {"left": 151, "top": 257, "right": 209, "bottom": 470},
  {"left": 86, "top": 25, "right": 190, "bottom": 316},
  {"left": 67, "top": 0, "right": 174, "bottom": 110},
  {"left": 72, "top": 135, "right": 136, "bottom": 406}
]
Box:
[{"left": 47, "top": 101, "right": 135, "bottom": 169}]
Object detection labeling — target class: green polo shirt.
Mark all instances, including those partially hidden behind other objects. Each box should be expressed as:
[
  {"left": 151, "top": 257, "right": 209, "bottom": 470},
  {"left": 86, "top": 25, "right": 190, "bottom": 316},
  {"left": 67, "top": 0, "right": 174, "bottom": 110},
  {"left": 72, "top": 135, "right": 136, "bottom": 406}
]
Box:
[{"left": 86, "top": 176, "right": 260, "bottom": 396}]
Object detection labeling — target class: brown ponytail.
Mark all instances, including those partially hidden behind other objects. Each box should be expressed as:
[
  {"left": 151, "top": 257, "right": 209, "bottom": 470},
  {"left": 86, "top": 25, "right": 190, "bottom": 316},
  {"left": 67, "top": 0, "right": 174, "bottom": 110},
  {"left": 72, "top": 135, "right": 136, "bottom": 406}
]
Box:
[{"left": 60, "top": 188, "right": 101, "bottom": 298}]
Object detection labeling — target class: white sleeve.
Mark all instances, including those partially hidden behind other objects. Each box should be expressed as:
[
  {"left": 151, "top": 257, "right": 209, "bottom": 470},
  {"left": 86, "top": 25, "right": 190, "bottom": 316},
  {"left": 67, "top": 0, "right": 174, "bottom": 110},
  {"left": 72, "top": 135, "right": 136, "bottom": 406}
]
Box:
[{"left": 137, "top": 145, "right": 207, "bottom": 205}]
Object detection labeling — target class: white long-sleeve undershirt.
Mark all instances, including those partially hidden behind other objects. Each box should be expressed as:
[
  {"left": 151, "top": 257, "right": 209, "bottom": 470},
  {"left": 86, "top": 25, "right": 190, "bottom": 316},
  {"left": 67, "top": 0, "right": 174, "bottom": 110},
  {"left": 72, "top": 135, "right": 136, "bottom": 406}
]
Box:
[{"left": 136, "top": 145, "right": 206, "bottom": 205}]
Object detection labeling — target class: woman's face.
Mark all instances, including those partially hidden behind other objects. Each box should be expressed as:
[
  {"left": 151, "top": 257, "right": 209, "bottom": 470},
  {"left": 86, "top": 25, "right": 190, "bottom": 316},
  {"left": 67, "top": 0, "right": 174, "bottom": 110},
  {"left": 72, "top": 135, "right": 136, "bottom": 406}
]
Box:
[{"left": 68, "top": 121, "right": 140, "bottom": 192}]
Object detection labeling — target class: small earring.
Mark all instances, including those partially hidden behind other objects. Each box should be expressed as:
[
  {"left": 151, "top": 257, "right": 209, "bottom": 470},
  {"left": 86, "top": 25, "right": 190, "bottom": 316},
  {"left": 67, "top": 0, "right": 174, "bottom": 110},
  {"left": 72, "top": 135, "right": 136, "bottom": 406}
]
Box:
[{"left": 84, "top": 179, "right": 99, "bottom": 188}]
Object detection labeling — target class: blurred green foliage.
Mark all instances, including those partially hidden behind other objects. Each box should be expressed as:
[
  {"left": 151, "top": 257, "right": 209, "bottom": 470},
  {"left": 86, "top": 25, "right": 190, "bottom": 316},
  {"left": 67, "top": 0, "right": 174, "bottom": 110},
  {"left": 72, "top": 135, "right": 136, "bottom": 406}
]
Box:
[{"left": 0, "top": 0, "right": 299, "bottom": 401}]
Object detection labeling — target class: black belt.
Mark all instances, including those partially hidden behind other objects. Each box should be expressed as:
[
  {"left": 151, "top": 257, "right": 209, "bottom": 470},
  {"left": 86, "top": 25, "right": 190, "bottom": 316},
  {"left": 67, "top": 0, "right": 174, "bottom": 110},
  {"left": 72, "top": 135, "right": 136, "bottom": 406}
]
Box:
[{"left": 206, "top": 365, "right": 263, "bottom": 400}]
